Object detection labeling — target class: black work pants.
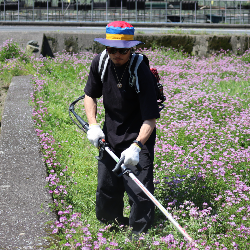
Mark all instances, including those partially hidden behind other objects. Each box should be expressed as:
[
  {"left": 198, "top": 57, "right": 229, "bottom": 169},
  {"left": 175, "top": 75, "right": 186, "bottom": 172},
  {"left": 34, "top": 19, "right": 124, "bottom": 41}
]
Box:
[{"left": 96, "top": 146, "right": 155, "bottom": 235}]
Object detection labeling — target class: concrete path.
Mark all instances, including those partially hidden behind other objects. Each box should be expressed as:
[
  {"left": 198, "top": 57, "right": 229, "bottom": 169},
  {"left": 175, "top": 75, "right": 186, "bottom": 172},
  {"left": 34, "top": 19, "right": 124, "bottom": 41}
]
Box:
[{"left": 0, "top": 76, "right": 57, "bottom": 249}]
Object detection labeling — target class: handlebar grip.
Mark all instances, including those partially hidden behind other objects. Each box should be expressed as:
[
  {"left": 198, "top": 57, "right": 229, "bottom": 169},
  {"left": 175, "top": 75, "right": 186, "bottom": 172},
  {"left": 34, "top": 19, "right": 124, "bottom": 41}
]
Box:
[
  {"left": 113, "top": 157, "right": 142, "bottom": 177},
  {"left": 112, "top": 156, "right": 125, "bottom": 175},
  {"left": 136, "top": 162, "right": 142, "bottom": 172},
  {"left": 76, "top": 114, "right": 89, "bottom": 131}
]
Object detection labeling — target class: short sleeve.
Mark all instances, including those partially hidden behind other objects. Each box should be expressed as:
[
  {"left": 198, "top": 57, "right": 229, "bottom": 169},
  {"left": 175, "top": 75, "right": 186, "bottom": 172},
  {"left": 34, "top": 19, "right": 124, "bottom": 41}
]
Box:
[
  {"left": 84, "top": 54, "right": 103, "bottom": 98},
  {"left": 137, "top": 61, "right": 160, "bottom": 120}
]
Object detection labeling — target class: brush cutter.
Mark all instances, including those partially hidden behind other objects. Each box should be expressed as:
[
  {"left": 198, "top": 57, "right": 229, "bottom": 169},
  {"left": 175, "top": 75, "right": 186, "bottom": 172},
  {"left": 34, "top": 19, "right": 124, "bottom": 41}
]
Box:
[{"left": 69, "top": 94, "right": 197, "bottom": 246}]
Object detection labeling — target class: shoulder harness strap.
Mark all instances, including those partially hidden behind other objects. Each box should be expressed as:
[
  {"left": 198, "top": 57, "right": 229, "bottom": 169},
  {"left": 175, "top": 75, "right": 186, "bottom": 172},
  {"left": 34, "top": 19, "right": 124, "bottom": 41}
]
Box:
[
  {"left": 98, "top": 51, "right": 144, "bottom": 92},
  {"left": 98, "top": 49, "right": 110, "bottom": 82},
  {"left": 129, "top": 53, "right": 144, "bottom": 93}
]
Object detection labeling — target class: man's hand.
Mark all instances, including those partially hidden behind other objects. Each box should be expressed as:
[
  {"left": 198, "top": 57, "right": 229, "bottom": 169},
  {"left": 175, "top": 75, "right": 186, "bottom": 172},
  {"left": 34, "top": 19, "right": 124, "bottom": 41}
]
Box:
[
  {"left": 87, "top": 124, "right": 105, "bottom": 148},
  {"left": 121, "top": 143, "right": 141, "bottom": 166}
]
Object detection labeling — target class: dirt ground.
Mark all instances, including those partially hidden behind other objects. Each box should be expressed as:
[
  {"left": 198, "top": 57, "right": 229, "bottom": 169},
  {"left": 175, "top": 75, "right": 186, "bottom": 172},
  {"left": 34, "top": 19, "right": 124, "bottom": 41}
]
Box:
[{"left": 0, "top": 80, "right": 9, "bottom": 135}]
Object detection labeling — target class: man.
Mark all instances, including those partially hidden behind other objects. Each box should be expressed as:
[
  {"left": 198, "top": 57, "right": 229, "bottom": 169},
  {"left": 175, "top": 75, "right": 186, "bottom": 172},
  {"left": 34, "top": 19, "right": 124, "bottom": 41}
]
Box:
[{"left": 84, "top": 21, "right": 160, "bottom": 236}]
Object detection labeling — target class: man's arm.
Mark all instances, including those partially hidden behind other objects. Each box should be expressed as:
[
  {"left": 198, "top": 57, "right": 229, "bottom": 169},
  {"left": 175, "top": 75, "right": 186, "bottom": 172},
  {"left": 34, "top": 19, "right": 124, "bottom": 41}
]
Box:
[
  {"left": 84, "top": 94, "right": 97, "bottom": 125},
  {"left": 84, "top": 94, "right": 105, "bottom": 147},
  {"left": 136, "top": 118, "right": 156, "bottom": 145},
  {"left": 121, "top": 118, "right": 156, "bottom": 166}
]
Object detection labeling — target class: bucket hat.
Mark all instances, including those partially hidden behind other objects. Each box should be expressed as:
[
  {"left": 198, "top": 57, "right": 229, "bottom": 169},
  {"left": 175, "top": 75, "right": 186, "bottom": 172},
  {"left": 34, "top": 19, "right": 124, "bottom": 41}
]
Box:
[{"left": 94, "top": 21, "right": 144, "bottom": 48}]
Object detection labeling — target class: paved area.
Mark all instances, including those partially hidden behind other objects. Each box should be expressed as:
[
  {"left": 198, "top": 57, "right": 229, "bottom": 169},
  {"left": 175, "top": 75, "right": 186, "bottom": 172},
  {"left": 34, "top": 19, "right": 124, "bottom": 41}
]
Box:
[
  {"left": 1, "top": 24, "right": 250, "bottom": 35},
  {"left": 0, "top": 76, "right": 57, "bottom": 249}
]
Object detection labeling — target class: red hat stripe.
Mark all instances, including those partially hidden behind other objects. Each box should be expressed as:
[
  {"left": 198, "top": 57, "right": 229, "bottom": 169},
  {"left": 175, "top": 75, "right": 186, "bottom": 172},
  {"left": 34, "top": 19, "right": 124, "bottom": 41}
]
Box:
[{"left": 107, "top": 21, "right": 133, "bottom": 28}]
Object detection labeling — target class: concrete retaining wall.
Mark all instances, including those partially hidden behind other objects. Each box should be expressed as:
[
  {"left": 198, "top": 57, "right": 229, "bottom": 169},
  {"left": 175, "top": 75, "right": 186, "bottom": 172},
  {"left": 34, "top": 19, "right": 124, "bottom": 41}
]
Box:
[
  {"left": 135, "top": 34, "right": 250, "bottom": 57},
  {"left": 42, "top": 32, "right": 250, "bottom": 57},
  {"left": 0, "top": 30, "right": 249, "bottom": 57}
]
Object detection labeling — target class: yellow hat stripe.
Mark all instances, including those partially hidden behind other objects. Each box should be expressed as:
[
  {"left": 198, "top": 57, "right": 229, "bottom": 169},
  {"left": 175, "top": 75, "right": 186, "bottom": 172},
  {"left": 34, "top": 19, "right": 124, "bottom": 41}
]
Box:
[{"left": 106, "top": 34, "right": 134, "bottom": 41}]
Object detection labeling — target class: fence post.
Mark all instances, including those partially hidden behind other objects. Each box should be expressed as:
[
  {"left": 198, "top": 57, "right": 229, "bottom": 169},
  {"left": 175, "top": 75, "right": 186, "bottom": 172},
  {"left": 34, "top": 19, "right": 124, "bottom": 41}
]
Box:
[
  {"left": 33, "top": 0, "right": 34, "bottom": 21},
  {"left": 18, "top": 0, "right": 19, "bottom": 21},
  {"left": 4, "top": 0, "right": 6, "bottom": 21},
  {"left": 121, "top": 0, "right": 123, "bottom": 20},
  {"left": 62, "top": 0, "right": 64, "bottom": 21},
  {"left": 47, "top": 0, "right": 49, "bottom": 21},
  {"left": 210, "top": 1, "right": 212, "bottom": 23},
  {"left": 77, "top": 0, "right": 78, "bottom": 22},
  {"left": 106, "top": 0, "right": 108, "bottom": 22},
  {"left": 240, "top": 1, "right": 242, "bottom": 24},
  {"left": 225, "top": 1, "right": 226, "bottom": 23},
  {"left": 195, "top": 1, "right": 197, "bottom": 23},
  {"left": 136, "top": 0, "right": 137, "bottom": 22},
  {"left": 180, "top": 0, "right": 182, "bottom": 23},
  {"left": 91, "top": 0, "right": 93, "bottom": 22},
  {"left": 166, "top": 0, "right": 168, "bottom": 22},
  {"left": 150, "top": 1, "right": 152, "bottom": 22}
]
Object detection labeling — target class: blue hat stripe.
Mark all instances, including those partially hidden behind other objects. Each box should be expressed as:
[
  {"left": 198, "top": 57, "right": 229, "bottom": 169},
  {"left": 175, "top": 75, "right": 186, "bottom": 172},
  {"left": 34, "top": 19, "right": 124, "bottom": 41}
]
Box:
[{"left": 106, "top": 26, "right": 134, "bottom": 35}]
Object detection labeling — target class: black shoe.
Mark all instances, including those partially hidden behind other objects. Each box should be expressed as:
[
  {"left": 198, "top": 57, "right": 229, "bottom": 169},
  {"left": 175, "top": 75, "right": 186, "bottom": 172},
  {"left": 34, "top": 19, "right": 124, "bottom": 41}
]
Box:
[{"left": 99, "top": 217, "right": 129, "bottom": 226}]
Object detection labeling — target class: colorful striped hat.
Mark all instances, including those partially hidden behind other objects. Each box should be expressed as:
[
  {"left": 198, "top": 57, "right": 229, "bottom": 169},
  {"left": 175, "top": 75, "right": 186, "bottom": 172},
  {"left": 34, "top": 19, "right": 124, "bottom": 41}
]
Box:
[{"left": 94, "top": 21, "right": 143, "bottom": 48}]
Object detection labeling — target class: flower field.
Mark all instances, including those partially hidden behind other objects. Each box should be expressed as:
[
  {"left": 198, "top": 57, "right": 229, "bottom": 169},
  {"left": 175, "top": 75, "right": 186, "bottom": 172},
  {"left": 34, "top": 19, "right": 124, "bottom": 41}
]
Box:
[{"left": 0, "top": 40, "right": 250, "bottom": 249}]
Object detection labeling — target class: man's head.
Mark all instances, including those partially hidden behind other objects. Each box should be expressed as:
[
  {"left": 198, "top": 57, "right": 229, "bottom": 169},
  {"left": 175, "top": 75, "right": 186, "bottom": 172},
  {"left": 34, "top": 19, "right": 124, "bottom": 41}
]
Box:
[{"left": 94, "top": 21, "right": 143, "bottom": 66}]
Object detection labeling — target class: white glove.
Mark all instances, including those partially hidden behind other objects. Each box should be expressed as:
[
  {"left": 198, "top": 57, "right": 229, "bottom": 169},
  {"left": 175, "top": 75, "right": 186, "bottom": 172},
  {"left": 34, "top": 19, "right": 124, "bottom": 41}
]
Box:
[
  {"left": 121, "top": 143, "right": 141, "bottom": 166},
  {"left": 87, "top": 124, "right": 105, "bottom": 148}
]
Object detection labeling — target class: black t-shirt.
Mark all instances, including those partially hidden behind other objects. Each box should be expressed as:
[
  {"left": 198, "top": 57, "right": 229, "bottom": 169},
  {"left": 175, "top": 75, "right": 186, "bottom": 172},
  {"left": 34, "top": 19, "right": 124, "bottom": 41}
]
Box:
[{"left": 84, "top": 52, "right": 160, "bottom": 151}]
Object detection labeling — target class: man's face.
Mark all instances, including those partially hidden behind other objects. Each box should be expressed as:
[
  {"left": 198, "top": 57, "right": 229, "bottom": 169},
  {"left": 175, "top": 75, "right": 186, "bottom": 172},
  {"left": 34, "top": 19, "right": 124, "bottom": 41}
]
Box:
[{"left": 106, "top": 47, "right": 131, "bottom": 67}]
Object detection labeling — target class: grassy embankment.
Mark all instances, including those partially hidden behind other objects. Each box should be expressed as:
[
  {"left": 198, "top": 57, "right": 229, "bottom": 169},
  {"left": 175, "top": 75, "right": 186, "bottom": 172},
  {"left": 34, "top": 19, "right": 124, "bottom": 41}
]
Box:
[{"left": 1, "top": 40, "right": 250, "bottom": 249}]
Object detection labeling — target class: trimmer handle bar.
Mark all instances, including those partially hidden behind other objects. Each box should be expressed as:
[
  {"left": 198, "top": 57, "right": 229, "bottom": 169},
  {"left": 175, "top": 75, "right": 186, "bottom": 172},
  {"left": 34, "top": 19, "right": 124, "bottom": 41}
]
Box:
[
  {"left": 69, "top": 94, "right": 89, "bottom": 133},
  {"left": 69, "top": 94, "right": 141, "bottom": 177},
  {"left": 113, "top": 156, "right": 142, "bottom": 177}
]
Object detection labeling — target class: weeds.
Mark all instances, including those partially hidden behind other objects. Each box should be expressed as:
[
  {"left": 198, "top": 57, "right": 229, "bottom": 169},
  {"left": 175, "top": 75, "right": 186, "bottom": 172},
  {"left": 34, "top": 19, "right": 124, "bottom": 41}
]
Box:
[{"left": 1, "top": 40, "right": 250, "bottom": 249}]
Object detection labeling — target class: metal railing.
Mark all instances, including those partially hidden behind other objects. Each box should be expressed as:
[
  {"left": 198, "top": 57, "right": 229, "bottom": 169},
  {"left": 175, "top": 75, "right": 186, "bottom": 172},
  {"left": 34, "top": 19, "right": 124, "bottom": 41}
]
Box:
[{"left": 0, "top": 0, "right": 250, "bottom": 24}]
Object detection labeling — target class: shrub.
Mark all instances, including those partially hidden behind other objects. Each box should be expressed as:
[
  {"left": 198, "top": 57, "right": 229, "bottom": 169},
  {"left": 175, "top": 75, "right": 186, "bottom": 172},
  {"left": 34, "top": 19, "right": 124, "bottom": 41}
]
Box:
[{"left": 0, "top": 39, "right": 22, "bottom": 62}]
